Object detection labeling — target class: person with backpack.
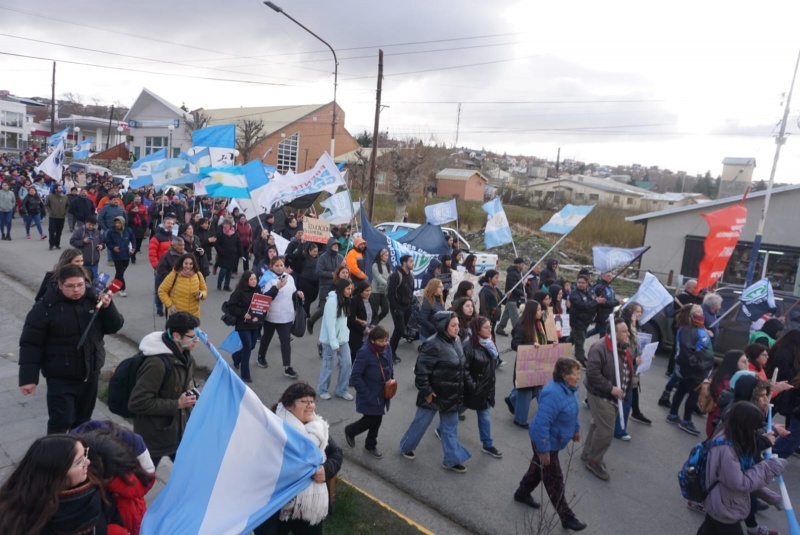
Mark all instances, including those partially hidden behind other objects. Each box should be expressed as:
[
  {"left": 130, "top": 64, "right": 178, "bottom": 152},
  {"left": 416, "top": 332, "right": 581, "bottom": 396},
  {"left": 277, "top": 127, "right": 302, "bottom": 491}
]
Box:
[
  {"left": 158, "top": 252, "right": 208, "bottom": 320},
  {"left": 128, "top": 312, "right": 200, "bottom": 468},
  {"left": 388, "top": 254, "right": 415, "bottom": 365},
  {"left": 226, "top": 271, "right": 264, "bottom": 383},
  {"left": 697, "top": 401, "right": 786, "bottom": 535}
]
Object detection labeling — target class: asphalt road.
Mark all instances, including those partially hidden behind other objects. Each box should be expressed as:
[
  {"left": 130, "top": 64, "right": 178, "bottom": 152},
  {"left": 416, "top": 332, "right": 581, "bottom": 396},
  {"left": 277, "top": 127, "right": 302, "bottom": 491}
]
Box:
[{"left": 1, "top": 224, "right": 799, "bottom": 535}]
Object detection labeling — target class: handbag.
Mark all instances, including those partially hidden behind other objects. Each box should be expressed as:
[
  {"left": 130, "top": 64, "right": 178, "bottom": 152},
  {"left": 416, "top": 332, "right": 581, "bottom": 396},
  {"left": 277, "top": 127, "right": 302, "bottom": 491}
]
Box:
[
  {"left": 374, "top": 351, "right": 397, "bottom": 399},
  {"left": 696, "top": 379, "right": 716, "bottom": 414},
  {"left": 292, "top": 294, "right": 307, "bottom": 338}
]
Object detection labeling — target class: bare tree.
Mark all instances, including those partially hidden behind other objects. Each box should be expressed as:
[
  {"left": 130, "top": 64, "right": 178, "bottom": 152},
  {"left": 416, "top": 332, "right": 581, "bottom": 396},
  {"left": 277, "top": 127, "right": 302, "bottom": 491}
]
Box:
[
  {"left": 235, "top": 119, "right": 268, "bottom": 163},
  {"left": 384, "top": 141, "right": 434, "bottom": 220},
  {"left": 346, "top": 148, "right": 371, "bottom": 192},
  {"left": 184, "top": 109, "right": 210, "bottom": 136}
]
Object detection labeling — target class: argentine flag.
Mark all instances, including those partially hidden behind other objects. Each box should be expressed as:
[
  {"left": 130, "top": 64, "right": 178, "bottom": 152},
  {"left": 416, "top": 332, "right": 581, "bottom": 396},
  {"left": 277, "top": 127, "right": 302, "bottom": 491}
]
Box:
[
  {"left": 182, "top": 147, "right": 212, "bottom": 174},
  {"left": 48, "top": 126, "right": 70, "bottom": 149},
  {"left": 259, "top": 269, "right": 278, "bottom": 288},
  {"left": 152, "top": 158, "right": 189, "bottom": 190},
  {"left": 140, "top": 330, "right": 323, "bottom": 535},
  {"left": 72, "top": 138, "right": 93, "bottom": 160},
  {"left": 192, "top": 124, "right": 236, "bottom": 149},
  {"left": 244, "top": 159, "right": 270, "bottom": 191},
  {"left": 199, "top": 165, "right": 250, "bottom": 198},
  {"left": 130, "top": 148, "right": 167, "bottom": 189},
  {"left": 592, "top": 245, "right": 650, "bottom": 272},
  {"left": 425, "top": 198, "right": 458, "bottom": 225},
  {"left": 540, "top": 204, "right": 594, "bottom": 234},
  {"left": 482, "top": 197, "right": 513, "bottom": 249}
]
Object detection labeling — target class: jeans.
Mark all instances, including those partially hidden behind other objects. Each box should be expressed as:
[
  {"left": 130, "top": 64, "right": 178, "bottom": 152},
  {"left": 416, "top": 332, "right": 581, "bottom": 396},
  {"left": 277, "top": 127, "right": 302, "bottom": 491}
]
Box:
[
  {"left": 614, "top": 390, "right": 633, "bottom": 437},
  {"left": 390, "top": 307, "right": 411, "bottom": 359},
  {"left": 346, "top": 415, "right": 383, "bottom": 450},
  {"left": 665, "top": 372, "right": 679, "bottom": 393},
  {"left": 370, "top": 292, "right": 390, "bottom": 324},
  {"left": 154, "top": 273, "right": 165, "bottom": 313},
  {"left": 773, "top": 414, "right": 800, "bottom": 458},
  {"left": 400, "top": 407, "right": 471, "bottom": 467},
  {"left": 24, "top": 213, "right": 43, "bottom": 236},
  {"left": 476, "top": 407, "right": 493, "bottom": 448},
  {"left": 48, "top": 217, "right": 65, "bottom": 247},
  {"left": 510, "top": 387, "right": 540, "bottom": 426},
  {"left": 233, "top": 329, "right": 260, "bottom": 381},
  {"left": 670, "top": 376, "right": 701, "bottom": 422},
  {"left": 217, "top": 267, "right": 232, "bottom": 289},
  {"left": 86, "top": 263, "right": 99, "bottom": 281},
  {"left": 67, "top": 212, "right": 74, "bottom": 230},
  {"left": 596, "top": 316, "right": 611, "bottom": 338},
  {"left": 0, "top": 210, "right": 12, "bottom": 235},
  {"left": 318, "top": 344, "right": 352, "bottom": 397},
  {"left": 113, "top": 259, "right": 130, "bottom": 291},
  {"left": 572, "top": 327, "right": 587, "bottom": 364},
  {"left": 497, "top": 301, "right": 520, "bottom": 332},
  {"left": 259, "top": 321, "right": 293, "bottom": 366}
]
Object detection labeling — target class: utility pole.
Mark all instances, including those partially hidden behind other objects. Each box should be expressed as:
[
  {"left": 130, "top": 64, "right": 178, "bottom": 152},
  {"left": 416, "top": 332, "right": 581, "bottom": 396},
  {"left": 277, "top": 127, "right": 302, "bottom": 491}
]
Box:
[
  {"left": 744, "top": 48, "right": 800, "bottom": 287},
  {"left": 454, "top": 102, "right": 462, "bottom": 148},
  {"left": 366, "top": 49, "right": 383, "bottom": 223},
  {"left": 555, "top": 147, "right": 561, "bottom": 175},
  {"left": 50, "top": 62, "right": 56, "bottom": 135},
  {"left": 105, "top": 105, "right": 115, "bottom": 150}
]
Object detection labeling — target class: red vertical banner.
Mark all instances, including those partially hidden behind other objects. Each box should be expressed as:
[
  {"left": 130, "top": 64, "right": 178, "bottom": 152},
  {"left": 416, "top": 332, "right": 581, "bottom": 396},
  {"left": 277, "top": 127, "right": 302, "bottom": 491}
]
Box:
[{"left": 697, "top": 204, "right": 747, "bottom": 290}]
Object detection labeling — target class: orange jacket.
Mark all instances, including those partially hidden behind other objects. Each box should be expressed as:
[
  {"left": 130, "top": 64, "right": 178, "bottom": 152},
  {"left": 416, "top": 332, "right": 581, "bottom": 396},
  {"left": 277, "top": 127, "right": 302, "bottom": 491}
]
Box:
[{"left": 345, "top": 237, "right": 367, "bottom": 280}]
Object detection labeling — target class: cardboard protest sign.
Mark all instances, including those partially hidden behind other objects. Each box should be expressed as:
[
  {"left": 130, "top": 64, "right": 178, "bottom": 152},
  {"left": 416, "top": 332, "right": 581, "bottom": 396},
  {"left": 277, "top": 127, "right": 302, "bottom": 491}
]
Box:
[
  {"left": 515, "top": 344, "right": 574, "bottom": 389},
  {"left": 302, "top": 217, "right": 331, "bottom": 244},
  {"left": 544, "top": 309, "right": 558, "bottom": 342}
]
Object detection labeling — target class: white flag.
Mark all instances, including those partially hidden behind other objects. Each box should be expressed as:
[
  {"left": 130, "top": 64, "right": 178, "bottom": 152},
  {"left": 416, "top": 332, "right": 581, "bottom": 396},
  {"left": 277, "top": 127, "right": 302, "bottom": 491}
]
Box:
[
  {"left": 35, "top": 138, "right": 65, "bottom": 180},
  {"left": 625, "top": 272, "right": 674, "bottom": 325},
  {"left": 425, "top": 199, "right": 458, "bottom": 225},
  {"left": 319, "top": 190, "right": 355, "bottom": 225},
  {"left": 258, "top": 153, "right": 345, "bottom": 211}
]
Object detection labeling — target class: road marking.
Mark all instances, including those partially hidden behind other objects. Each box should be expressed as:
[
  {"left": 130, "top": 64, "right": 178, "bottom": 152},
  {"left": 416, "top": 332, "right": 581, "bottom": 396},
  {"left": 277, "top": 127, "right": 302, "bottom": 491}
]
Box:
[{"left": 339, "top": 477, "right": 436, "bottom": 535}]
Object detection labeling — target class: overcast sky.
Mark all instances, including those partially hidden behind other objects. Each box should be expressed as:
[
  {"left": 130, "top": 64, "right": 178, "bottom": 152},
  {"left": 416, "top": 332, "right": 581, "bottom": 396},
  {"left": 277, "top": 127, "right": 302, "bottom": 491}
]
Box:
[{"left": 2, "top": 0, "right": 800, "bottom": 182}]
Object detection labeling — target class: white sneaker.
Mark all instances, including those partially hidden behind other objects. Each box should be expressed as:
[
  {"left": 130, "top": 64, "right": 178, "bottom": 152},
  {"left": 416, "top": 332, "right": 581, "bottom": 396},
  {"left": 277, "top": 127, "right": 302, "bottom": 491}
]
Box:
[
  {"left": 119, "top": 291, "right": 127, "bottom": 297},
  {"left": 337, "top": 392, "right": 354, "bottom": 401},
  {"left": 319, "top": 392, "right": 331, "bottom": 400}
]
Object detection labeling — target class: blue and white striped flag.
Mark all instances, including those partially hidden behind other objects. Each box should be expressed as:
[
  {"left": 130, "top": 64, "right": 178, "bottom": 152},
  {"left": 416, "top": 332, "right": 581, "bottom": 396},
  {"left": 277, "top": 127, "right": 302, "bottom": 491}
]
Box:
[
  {"left": 181, "top": 147, "right": 212, "bottom": 174},
  {"left": 48, "top": 126, "right": 70, "bottom": 149},
  {"left": 540, "top": 204, "right": 594, "bottom": 234},
  {"left": 482, "top": 198, "right": 513, "bottom": 249},
  {"left": 199, "top": 166, "right": 250, "bottom": 198},
  {"left": 244, "top": 159, "right": 270, "bottom": 191},
  {"left": 130, "top": 148, "right": 167, "bottom": 189},
  {"left": 219, "top": 330, "right": 242, "bottom": 354},
  {"left": 259, "top": 269, "right": 277, "bottom": 288},
  {"left": 152, "top": 158, "right": 189, "bottom": 190},
  {"left": 192, "top": 124, "right": 236, "bottom": 149},
  {"left": 140, "top": 330, "right": 322, "bottom": 535},
  {"left": 72, "top": 138, "right": 93, "bottom": 160},
  {"left": 592, "top": 246, "right": 650, "bottom": 272},
  {"left": 425, "top": 198, "right": 458, "bottom": 225}
]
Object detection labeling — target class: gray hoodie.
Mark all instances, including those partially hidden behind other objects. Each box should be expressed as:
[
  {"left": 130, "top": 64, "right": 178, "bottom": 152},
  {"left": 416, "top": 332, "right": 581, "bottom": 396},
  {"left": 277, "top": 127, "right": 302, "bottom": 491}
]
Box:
[{"left": 0, "top": 188, "right": 16, "bottom": 212}]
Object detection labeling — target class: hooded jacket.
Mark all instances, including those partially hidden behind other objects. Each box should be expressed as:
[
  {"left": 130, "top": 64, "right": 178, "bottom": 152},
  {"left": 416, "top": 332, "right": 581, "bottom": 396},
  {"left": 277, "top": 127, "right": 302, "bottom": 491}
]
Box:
[
  {"left": 148, "top": 226, "right": 173, "bottom": 269},
  {"left": 129, "top": 332, "right": 195, "bottom": 458},
  {"left": 351, "top": 339, "right": 394, "bottom": 416},
  {"left": 414, "top": 311, "right": 468, "bottom": 412},
  {"left": 316, "top": 238, "right": 343, "bottom": 296},
  {"left": 105, "top": 216, "right": 137, "bottom": 261},
  {"left": 97, "top": 201, "right": 126, "bottom": 232},
  {"left": 418, "top": 296, "right": 445, "bottom": 340},
  {"left": 419, "top": 258, "right": 442, "bottom": 290},
  {"left": 345, "top": 237, "right": 368, "bottom": 280},
  {"left": 320, "top": 290, "right": 349, "bottom": 349},
  {"left": 749, "top": 318, "right": 783, "bottom": 347},
  {"left": 504, "top": 263, "right": 525, "bottom": 301},
  {"left": 539, "top": 258, "right": 559, "bottom": 288}
]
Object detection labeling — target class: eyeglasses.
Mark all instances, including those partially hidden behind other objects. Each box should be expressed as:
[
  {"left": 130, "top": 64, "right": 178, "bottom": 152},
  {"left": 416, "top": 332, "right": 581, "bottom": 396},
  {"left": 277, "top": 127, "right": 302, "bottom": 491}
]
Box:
[
  {"left": 62, "top": 282, "right": 86, "bottom": 290},
  {"left": 182, "top": 332, "right": 199, "bottom": 341},
  {"left": 74, "top": 447, "right": 90, "bottom": 467},
  {"left": 296, "top": 399, "right": 316, "bottom": 407}
]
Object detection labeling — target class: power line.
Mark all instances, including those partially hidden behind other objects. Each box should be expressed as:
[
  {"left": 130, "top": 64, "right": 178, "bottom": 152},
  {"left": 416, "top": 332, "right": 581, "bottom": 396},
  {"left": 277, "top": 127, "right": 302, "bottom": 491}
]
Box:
[
  {"left": 342, "top": 55, "right": 543, "bottom": 81},
  {"left": 361, "top": 99, "right": 666, "bottom": 105}
]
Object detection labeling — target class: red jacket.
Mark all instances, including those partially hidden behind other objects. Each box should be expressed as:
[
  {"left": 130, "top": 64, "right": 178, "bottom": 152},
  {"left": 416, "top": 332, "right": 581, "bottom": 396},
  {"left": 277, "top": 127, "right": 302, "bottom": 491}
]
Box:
[
  {"left": 107, "top": 473, "right": 155, "bottom": 535},
  {"left": 148, "top": 228, "right": 173, "bottom": 269}
]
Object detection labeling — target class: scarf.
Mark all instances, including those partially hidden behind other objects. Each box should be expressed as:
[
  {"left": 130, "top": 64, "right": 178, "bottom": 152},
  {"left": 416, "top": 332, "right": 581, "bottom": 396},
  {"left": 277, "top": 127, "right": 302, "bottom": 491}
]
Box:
[
  {"left": 47, "top": 480, "right": 104, "bottom": 535},
  {"left": 478, "top": 336, "right": 499, "bottom": 359},
  {"left": 691, "top": 314, "right": 705, "bottom": 327},
  {"left": 275, "top": 403, "right": 330, "bottom": 526}
]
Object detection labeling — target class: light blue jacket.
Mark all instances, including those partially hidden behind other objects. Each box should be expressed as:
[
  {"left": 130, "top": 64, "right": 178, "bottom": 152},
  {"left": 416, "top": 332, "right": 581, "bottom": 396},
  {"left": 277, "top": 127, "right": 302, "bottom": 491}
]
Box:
[
  {"left": 319, "top": 290, "right": 349, "bottom": 350},
  {"left": 530, "top": 379, "right": 580, "bottom": 453}
]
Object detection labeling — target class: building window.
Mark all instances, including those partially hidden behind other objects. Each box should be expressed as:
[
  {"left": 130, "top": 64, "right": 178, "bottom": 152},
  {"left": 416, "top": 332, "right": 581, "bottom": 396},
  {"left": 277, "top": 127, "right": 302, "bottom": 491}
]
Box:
[
  {"left": 277, "top": 132, "right": 300, "bottom": 174},
  {"left": 613, "top": 195, "right": 620, "bottom": 203},
  {"left": 589, "top": 193, "right": 599, "bottom": 201},
  {"left": 576, "top": 192, "right": 585, "bottom": 199},
  {"left": 534, "top": 190, "right": 543, "bottom": 197},
  {"left": 133, "top": 146, "right": 141, "bottom": 160},
  {"left": 377, "top": 171, "right": 386, "bottom": 185},
  {"left": 1, "top": 111, "right": 23, "bottom": 127},
  {"left": 144, "top": 136, "right": 168, "bottom": 156},
  {"left": 627, "top": 197, "right": 634, "bottom": 205},
  {"left": 1, "top": 131, "right": 20, "bottom": 149}
]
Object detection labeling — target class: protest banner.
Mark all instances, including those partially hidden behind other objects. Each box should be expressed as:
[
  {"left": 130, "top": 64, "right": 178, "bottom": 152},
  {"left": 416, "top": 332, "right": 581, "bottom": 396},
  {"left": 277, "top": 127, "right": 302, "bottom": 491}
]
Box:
[
  {"left": 544, "top": 310, "right": 558, "bottom": 342},
  {"left": 515, "top": 344, "right": 574, "bottom": 389},
  {"left": 247, "top": 294, "right": 272, "bottom": 319},
  {"left": 435, "top": 272, "right": 453, "bottom": 290},
  {"left": 302, "top": 217, "right": 331, "bottom": 244}
]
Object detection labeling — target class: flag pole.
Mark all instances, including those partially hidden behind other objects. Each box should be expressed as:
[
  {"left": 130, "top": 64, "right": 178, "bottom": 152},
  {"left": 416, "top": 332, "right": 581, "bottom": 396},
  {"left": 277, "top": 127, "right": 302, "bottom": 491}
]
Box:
[
  {"left": 708, "top": 301, "right": 741, "bottom": 330},
  {"left": 498, "top": 231, "right": 570, "bottom": 306},
  {"left": 608, "top": 246, "right": 651, "bottom": 284},
  {"left": 607, "top": 315, "right": 627, "bottom": 430}
]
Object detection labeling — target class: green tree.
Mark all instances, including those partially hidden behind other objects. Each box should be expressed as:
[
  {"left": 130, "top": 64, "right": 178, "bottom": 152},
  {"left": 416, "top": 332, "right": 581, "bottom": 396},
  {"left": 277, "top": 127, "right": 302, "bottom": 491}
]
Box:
[
  {"left": 752, "top": 179, "right": 768, "bottom": 192},
  {"left": 356, "top": 130, "right": 372, "bottom": 148}
]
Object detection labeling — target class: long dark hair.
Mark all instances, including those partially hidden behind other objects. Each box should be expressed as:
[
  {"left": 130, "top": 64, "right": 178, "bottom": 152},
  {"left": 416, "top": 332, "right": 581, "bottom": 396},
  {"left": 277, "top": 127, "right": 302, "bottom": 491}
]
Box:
[
  {"left": 172, "top": 252, "right": 199, "bottom": 274},
  {"left": 334, "top": 277, "right": 353, "bottom": 317},
  {"left": 451, "top": 297, "right": 475, "bottom": 329},
  {"left": 723, "top": 401, "right": 764, "bottom": 459},
  {"left": 745, "top": 343, "right": 768, "bottom": 371},
  {"left": 519, "top": 300, "right": 546, "bottom": 345},
  {"left": 549, "top": 284, "right": 563, "bottom": 315},
  {"left": 235, "top": 270, "right": 257, "bottom": 292},
  {"left": 468, "top": 316, "right": 490, "bottom": 349},
  {"left": 767, "top": 329, "right": 800, "bottom": 378},
  {"left": 453, "top": 281, "right": 474, "bottom": 301},
  {"left": 463, "top": 254, "right": 477, "bottom": 273},
  {"left": 80, "top": 429, "right": 155, "bottom": 488},
  {"left": 374, "top": 248, "right": 388, "bottom": 274},
  {"left": 710, "top": 350, "right": 745, "bottom": 395},
  {"left": 0, "top": 435, "right": 85, "bottom": 534}
]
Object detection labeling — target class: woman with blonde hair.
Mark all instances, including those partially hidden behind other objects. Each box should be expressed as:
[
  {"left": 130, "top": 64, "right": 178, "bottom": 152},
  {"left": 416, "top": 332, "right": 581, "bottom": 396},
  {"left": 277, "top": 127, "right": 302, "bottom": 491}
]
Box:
[{"left": 418, "top": 278, "right": 445, "bottom": 340}]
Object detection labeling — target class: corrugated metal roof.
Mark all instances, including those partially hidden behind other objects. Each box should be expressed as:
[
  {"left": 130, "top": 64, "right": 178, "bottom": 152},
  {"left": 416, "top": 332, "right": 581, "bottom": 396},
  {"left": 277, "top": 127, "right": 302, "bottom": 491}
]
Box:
[
  {"left": 334, "top": 147, "right": 399, "bottom": 164},
  {"left": 722, "top": 157, "right": 756, "bottom": 166},
  {"left": 626, "top": 184, "right": 800, "bottom": 222},
  {"left": 202, "top": 104, "right": 327, "bottom": 135},
  {"left": 436, "top": 168, "right": 488, "bottom": 181}
]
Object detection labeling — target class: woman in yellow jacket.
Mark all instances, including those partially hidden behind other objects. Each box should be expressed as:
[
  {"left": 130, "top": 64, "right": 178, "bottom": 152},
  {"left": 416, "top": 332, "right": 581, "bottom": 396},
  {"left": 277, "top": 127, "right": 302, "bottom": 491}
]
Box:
[{"left": 158, "top": 252, "right": 208, "bottom": 319}]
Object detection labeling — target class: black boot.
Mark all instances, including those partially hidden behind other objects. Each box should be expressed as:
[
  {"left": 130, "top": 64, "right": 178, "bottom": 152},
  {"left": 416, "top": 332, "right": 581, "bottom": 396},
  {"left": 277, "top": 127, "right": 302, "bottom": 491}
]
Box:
[{"left": 658, "top": 390, "right": 671, "bottom": 408}]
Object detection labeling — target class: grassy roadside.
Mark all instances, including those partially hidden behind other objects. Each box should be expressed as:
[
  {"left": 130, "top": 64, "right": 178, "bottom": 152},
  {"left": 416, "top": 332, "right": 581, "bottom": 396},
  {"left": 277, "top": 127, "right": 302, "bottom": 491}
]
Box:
[{"left": 326, "top": 479, "right": 427, "bottom": 535}]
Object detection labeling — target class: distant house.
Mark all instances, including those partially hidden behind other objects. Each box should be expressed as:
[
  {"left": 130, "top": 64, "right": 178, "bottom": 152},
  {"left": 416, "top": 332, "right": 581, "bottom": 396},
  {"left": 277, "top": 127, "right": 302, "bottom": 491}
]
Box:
[
  {"left": 719, "top": 157, "right": 756, "bottom": 199},
  {"left": 435, "top": 168, "right": 488, "bottom": 201}
]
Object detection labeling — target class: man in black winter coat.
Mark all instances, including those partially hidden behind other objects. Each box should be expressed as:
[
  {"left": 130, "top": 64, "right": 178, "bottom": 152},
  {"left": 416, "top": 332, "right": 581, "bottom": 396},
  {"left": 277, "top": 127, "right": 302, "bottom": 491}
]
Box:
[
  {"left": 569, "top": 274, "right": 604, "bottom": 365},
  {"left": 388, "top": 254, "right": 415, "bottom": 364},
  {"left": 18, "top": 265, "right": 124, "bottom": 434},
  {"left": 496, "top": 257, "right": 526, "bottom": 336}
]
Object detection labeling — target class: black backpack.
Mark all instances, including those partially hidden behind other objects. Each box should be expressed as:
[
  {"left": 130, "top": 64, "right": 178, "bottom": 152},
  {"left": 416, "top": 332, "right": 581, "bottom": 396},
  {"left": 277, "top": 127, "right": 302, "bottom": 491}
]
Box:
[
  {"left": 221, "top": 300, "right": 237, "bottom": 326},
  {"left": 107, "top": 352, "right": 172, "bottom": 418}
]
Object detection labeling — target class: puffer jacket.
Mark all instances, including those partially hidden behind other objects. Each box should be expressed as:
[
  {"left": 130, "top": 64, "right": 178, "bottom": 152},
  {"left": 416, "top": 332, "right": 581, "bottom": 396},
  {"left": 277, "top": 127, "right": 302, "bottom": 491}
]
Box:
[
  {"left": 129, "top": 332, "right": 195, "bottom": 458},
  {"left": 351, "top": 339, "right": 394, "bottom": 416},
  {"left": 414, "top": 311, "right": 467, "bottom": 412},
  {"left": 463, "top": 342, "right": 496, "bottom": 411},
  {"left": 155, "top": 250, "right": 182, "bottom": 279},
  {"left": 227, "top": 285, "right": 264, "bottom": 331},
  {"left": 418, "top": 297, "right": 445, "bottom": 339},
  {"left": 530, "top": 379, "right": 580, "bottom": 452},
  {"left": 345, "top": 237, "right": 367, "bottom": 280},
  {"left": 319, "top": 290, "right": 349, "bottom": 350},
  {"left": 19, "top": 285, "right": 124, "bottom": 386},
  {"left": 703, "top": 440, "right": 783, "bottom": 524},
  {"left": 148, "top": 226, "right": 173, "bottom": 269},
  {"left": 316, "top": 237, "right": 343, "bottom": 296},
  {"left": 158, "top": 271, "right": 207, "bottom": 318},
  {"left": 676, "top": 326, "right": 714, "bottom": 382}
]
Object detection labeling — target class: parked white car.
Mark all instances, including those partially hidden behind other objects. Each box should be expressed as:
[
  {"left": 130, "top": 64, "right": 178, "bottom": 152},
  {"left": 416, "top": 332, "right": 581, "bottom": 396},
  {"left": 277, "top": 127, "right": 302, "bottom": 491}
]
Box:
[{"left": 375, "top": 221, "right": 499, "bottom": 273}]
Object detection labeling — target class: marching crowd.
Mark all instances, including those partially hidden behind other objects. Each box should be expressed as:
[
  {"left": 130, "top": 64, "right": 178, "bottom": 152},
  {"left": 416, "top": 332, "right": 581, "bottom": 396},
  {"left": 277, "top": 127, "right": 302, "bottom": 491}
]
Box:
[{"left": 0, "top": 151, "right": 798, "bottom": 535}]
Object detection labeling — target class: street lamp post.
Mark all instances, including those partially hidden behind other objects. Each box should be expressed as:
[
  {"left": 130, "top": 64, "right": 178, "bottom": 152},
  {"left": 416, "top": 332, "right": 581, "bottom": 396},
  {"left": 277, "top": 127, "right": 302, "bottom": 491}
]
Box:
[
  {"left": 73, "top": 126, "right": 80, "bottom": 151},
  {"left": 264, "top": 1, "right": 338, "bottom": 158},
  {"left": 116, "top": 125, "right": 124, "bottom": 147},
  {"left": 167, "top": 124, "right": 175, "bottom": 158}
]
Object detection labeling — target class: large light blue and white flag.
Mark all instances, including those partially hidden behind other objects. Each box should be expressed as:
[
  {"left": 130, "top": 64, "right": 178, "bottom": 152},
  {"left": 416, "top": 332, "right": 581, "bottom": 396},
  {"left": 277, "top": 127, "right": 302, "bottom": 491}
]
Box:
[
  {"left": 624, "top": 272, "right": 674, "bottom": 324},
  {"left": 35, "top": 138, "right": 65, "bottom": 180},
  {"left": 152, "top": 158, "right": 189, "bottom": 190},
  {"left": 129, "top": 148, "right": 167, "bottom": 189},
  {"left": 739, "top": 278, "right": 777, "bottom": 319},
  {"left": 259, "top": 268, "right": 278, "bottom": 288},
  {"left": 140, "top": 330, "right": 322, "bottom": 535},
  {"left": 219, "top": 330, "right": 243, "bottom": 354},
  {"left": 181, "top": 147, "right": 212, "bottom": 174},
  {"left": 199, "top": 166, "right": 250, "bottom": 198},
  {"left": 482, "top": 198, "right": 513, "bottom": 249},
  {"left": 425, "top": 199, "right": 458, "bottom": 226},
  {"left": 244, "top": 159, "right": 270, "bottom": 191},
  {"left": 72, "top": 137, "right": 93, "bottom": 160},
  {"left": 192, "top": 124, "right": 236, "bottom": 149},
  {"left": 592, "top": 246, "right": 650, "bottom": 273},
  {"left": 258, "top": 153, "right": 345, "bottom": 211},
  {"left": 320, "top": 190, "right": 358, "bottom": 225},
  {"left": 540, "top": 204, "right": 595, "bottom": 234},
  {"left": 48, "top": 126, "right": 70, "bottom": 149}
]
